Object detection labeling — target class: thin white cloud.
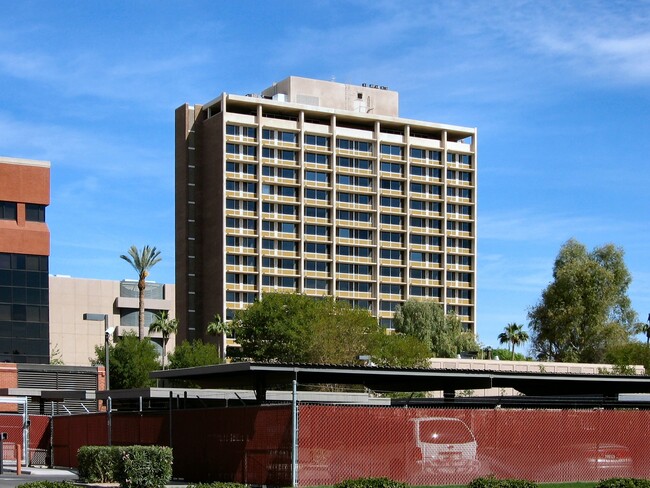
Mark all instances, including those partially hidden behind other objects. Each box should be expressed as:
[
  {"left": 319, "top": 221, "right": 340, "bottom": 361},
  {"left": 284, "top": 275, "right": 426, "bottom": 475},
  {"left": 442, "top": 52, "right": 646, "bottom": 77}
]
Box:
[
  {"left": 0, "top": 45, "right": 210, "bottom": 110},
  {"left": 55, "top": 176, "right": 100, "bottom": 200},
  {"left": 479, "top": 251, "right": 552, "bottom": 293},
  {"left": 534, "top": 30, "right": 650, "bottom": 84},
  {"left": 497, "top": 1, "right": 650, "bottom": 86},
  {"left": 479, "top": 210, "right": 613, "bottom": 242},
  {"left": 0, "top": 112, "right": 171, "bottom": 181}
]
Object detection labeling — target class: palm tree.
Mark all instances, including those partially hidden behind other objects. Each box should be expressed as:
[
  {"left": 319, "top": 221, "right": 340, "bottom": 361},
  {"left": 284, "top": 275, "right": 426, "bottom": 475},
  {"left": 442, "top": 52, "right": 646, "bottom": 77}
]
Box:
[
  {"left": 148, "top": 310, "right": 179, "bottom": 370},
  {"left": 498, "top": 322, "right": 529, "bottom": 360},
  {"left": 120, "top": 245, "right": 162, "bottom": 341},
  {"left": 207, "top": 313, "right": 229, "bottom": 361}
]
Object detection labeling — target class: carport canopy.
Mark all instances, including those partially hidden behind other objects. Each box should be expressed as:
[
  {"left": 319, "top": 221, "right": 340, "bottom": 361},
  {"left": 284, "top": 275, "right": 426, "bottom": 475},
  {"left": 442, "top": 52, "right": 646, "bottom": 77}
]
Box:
[{"left": 150, "top": 362, "right": 650, "bottom": 401}]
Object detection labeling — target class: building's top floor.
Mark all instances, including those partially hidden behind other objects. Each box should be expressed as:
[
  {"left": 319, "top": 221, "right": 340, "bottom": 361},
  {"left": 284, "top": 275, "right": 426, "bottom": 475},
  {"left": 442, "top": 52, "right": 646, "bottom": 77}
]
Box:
[
  {"left": 193, "top": 77, "right": 475, "bottom": 147},
  {"left": 0, "top": 156, "right": 50, "bottom": 206},
  {"left": 0, "top": 156, "right": 50, "bottom": 256},
  {"left": 259, "top": 76, "right": 399, "bottom": 117},
  {"left": 49, "top": 275, "right": 174, "bottom": 309},
  {"left": 0, "top": 156, "right": 50, "bottom": 169}
]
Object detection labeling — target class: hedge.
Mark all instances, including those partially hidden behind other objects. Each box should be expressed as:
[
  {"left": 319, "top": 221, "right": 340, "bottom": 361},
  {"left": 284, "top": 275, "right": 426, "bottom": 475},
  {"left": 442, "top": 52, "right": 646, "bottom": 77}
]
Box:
[
  {"left": 77, "top": 445, "right": 121, "bottom": 482},
  {"left": 187, "top": 484, "right": 249, "bottom": 488},
  {"left": 595, "top": 480, "right": 650, "bottom": 488},
  {"left": 333, "top": 477, "right": 409, "bottom": 488},
  {"left": 77, "top": 445, "right": 172, "bottom": 488},
  {"left": 17, "top": 483, "right": 76, "bottom": 488}
]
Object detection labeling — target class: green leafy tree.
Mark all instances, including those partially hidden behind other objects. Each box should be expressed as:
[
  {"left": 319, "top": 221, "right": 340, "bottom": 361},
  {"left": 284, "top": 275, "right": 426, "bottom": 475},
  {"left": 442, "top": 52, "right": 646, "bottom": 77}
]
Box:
[
  {"left": 490, "top": 347, "right": 527, "bottom": 361},
  {"left": 605, "top": 341, "right": 650, "bottom": 373},
  {"left": 148, "top": 310, "right": 179, "bottom": 370},
  {"left": 369, "top": 333, "right": 431, "bottom": 368},
  {"left": 92, "top": 332, "right": 159, "bottom": 389},
  {"left": 207, "top": 313, "right": 229, "bottom": 361},
  {"left": 306, "top": 299, "right": 379, "bottom": 364},
  {"left": 636, "top": 314, "right": 650, "bottom": 345},
  {"left": 50, "top": 344, "right": 64, "bottom": 365},
  {"left": 528, "top": 239, "right": 636, "bottom": 363},
  {"left": 120, "top": 245, "right": 162, "bottom": 341},
  {"left": 168, "top": 339, "right": 221, "bottom": 368},
  {"left": 498, "top": 323, "right": 529, "bottom": 360},
  {"left": 233, "top": 293, "right": 431, "bottom": 367},
  {"left": 393, "top": 299, "right": 478, "bottom": 358},
  {"left": 233, "top": 293, "right": 319, "bottom": 362}
]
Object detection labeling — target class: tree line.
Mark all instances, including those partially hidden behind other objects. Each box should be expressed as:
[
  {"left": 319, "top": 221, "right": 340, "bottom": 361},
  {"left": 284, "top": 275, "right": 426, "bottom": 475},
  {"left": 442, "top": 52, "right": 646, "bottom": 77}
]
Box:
[
  {"left": 495, "top": 238, "right": 648, "bottom": 370},
  {"left": 91, "top": 293, "right": 476, "bottom": 389},
  {"left": 89, "top": 237, "right": 650, "bottom": 390}
]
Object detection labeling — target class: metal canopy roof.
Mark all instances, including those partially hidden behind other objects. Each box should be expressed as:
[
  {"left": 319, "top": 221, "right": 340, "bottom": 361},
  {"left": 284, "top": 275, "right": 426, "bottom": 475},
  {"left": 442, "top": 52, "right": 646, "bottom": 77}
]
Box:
[
  {"left": 150, "top": 362, "right": 650, "bottom": 400},
  {"left": 0, "top": 388, "right": 96, "bottom": 402},
  {"left": 491, "top": 373, "right": 650, "bottom": 396}
]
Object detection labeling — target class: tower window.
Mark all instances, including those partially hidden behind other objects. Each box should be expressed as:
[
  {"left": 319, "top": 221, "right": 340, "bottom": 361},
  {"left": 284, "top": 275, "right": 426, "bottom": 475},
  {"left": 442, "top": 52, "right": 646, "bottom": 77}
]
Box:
[{"left": 0, "top": 202, "right": 17, "bottom": 221}]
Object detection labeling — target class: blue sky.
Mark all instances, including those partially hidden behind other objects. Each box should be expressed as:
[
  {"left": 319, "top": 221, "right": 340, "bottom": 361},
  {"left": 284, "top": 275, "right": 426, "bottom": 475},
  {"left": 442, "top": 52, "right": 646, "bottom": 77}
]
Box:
[{"left": 1, "top": 1, "right": 649, "bottom": 349}]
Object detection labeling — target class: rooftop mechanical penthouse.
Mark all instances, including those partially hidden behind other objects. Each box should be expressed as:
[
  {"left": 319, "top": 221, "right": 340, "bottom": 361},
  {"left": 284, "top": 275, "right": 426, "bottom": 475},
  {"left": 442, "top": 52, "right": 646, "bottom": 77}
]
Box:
[{"left": 175, "top": 76, "right": 476, "bottom": 342}]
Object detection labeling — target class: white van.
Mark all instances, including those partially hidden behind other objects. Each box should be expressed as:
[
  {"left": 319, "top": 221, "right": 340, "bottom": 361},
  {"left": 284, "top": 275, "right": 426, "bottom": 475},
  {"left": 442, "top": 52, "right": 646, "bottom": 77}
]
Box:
[{"left": 412, "top": 417, "right": 480, "bottom": 474}]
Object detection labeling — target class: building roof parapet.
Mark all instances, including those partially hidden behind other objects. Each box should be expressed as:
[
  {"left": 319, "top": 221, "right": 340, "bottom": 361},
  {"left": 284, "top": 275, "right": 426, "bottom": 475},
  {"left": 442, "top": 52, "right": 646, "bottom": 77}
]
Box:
[{"left": 0, "top": 156, "right": 50, "bottom": 168}]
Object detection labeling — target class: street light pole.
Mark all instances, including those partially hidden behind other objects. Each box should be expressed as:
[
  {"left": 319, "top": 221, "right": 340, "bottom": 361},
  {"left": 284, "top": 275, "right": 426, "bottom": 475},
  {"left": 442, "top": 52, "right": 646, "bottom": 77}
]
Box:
[
  {"left": 104, "top": 315, "right": 110, "bottom": 391},
  {"left": 83, "top": 313, "right": 114, "bottom": 391}
]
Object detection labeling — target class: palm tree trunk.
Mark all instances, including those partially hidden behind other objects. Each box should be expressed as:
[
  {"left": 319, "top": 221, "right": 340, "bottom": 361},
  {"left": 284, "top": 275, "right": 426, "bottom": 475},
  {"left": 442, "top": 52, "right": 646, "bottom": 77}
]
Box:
[
  {"left": 220, "top": 332, "right": 227, "bottom": 362},
  {"left": 511, "top": 342, "right": 515, "bottom": 360},
  {"left": 162, "top": 338, "right": 167, "bottom": 370},
  {"left": 138, "top": 278, "right": 145, "bottom": 341}
]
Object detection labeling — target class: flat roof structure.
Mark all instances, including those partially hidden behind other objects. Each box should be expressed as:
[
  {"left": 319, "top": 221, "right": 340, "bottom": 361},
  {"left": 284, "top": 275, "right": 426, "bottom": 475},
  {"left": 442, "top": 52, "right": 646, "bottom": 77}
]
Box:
[
  {"left": 94, "top": 387, "right": 389, "bottom": 410},
  {"left": 151, "top": 362, "right": 650, "bottom": 402}
]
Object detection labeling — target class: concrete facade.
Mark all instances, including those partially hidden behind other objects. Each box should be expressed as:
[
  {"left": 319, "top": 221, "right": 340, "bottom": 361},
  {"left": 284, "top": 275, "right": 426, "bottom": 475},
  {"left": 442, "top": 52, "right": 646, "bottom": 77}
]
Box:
[
  {"left": 49, "top": 276, "right": 176, "bottom": 366},
  {"left": 176, "top": 76, "right": 476, "bottom": 341}
]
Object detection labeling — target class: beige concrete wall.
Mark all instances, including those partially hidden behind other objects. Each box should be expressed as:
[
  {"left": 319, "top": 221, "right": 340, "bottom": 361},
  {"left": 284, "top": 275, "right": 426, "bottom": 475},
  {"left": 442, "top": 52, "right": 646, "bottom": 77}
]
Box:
[
  {"left": 261, "top": 76, "right": 399, "bottom": 116},
  {"left": 427, "top": 357, "right": 645, "bottom": 397},
  {"left": 429, "top": 357, "right": 645, "bottom": 375},
  {"left": 49, "top": 276, "right": 176, "bottom": 366}
]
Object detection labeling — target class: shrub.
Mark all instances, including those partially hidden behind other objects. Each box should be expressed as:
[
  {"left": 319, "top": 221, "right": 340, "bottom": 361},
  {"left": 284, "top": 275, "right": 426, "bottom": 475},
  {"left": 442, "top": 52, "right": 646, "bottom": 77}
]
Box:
[
  {"left": 77, "top": 445, "right": 173, "bottom": 488},
  {"left": 17, "top": 483, "right": 76, "bottom": 488},
  {"left": 468, "top": 477, "right": 536, "bottom": 488},
  {"left": 334, "top": 477, "right": 408, "bottom": 488},
  {"left": 77, "top": 445, "right": 121, "bottom": 482},
  {"left": 468, "top": 476, "right": 503, "bottom": 488},
  {"left": 187, "top": 484, "right": 249, "bottom": 488},
  {"left": 499, "top": 480, "right": 536, "bottom": 488},
  {"left": 596, "top": 480, "right": 650, "bottom": 488},
  {"left": 116, "top": 445, "right": 173, "bottom": 488}
]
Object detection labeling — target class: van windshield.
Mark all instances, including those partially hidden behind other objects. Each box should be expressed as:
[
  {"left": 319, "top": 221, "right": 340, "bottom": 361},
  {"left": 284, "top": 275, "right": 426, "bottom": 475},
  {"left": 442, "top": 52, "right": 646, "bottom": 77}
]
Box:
[{"left": 418, "top": 420, "right": 473, "bottom": 444}]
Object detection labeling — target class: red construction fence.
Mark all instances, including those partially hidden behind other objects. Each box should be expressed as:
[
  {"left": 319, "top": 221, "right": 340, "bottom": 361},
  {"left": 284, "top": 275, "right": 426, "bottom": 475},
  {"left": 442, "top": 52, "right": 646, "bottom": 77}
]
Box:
[
  {"left": 52, "top": 406, "right": 292, "bottom": 486},
  {"left": 0, "top": 414, "right": 50, "bottom": 466},
  {"left": 299, "top": 405, "right": 650, "bottom": 485},
  {"left": 52, "top": 413, "right": 169, "bottom": 468},
  {"left": 48, "top": 404, "right": 650, "bottom": 486}
]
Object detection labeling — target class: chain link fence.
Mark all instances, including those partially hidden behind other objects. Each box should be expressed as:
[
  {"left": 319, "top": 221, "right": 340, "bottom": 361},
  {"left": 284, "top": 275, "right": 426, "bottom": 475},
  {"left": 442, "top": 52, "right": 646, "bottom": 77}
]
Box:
[
  {"left": 0, "top": 414, "right": 50, "bottom": 468},
  {"left": 297, "top": 404, "right": 650, "bottom": 485},
  {"left": 50, "top": 399, "right": 650, "bottom": 485}
]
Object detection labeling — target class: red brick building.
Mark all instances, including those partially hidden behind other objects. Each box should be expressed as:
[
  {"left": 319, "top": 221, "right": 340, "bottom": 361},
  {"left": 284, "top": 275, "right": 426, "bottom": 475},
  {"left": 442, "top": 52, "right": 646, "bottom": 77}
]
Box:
[{"left": 0, "top": 156, "right": 51, "bottom": 363}]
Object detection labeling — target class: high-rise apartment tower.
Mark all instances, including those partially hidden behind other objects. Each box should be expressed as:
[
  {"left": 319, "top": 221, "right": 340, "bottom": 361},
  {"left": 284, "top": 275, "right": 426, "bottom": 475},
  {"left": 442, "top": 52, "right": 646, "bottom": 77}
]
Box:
[{"left": 175, "top": 76, "right": 476, "bottom": 342}]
